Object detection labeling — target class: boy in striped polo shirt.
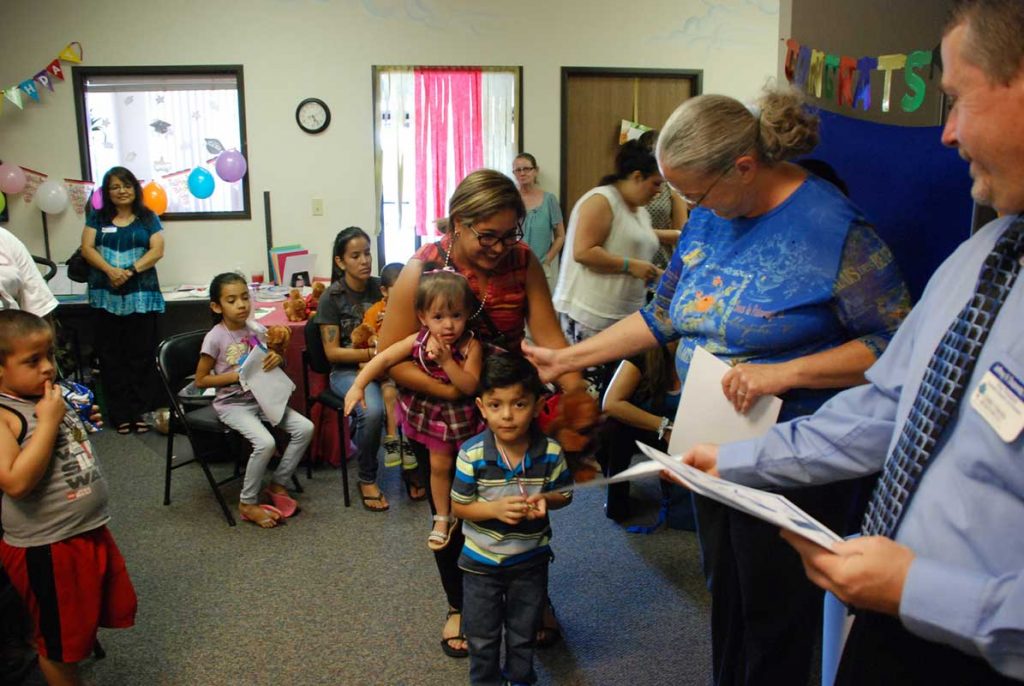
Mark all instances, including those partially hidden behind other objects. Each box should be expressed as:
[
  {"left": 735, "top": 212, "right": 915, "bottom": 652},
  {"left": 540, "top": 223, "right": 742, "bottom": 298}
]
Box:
[{"left": 452, "top": 353, "right": 573, "bottom": 686}]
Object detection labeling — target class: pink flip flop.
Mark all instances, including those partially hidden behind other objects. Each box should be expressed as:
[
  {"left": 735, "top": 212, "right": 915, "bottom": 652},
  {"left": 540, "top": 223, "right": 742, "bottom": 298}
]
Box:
[{"left": 264, "top": 490, "right": 298, "bottom": 518}]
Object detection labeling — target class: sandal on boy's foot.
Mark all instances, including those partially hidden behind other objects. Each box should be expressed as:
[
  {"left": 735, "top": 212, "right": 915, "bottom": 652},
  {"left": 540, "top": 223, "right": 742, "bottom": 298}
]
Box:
[
  {"left": 240, "top": 504, "right": 284, "bottom": 528},
  {"left": 132, "top": 420, "right": 151, "bottom": 434},
  {"left": 115, "top": 423, "right": 133, "bottom": 435},
  {"left": 264, "top": 489, "right": 298, "bottom": 518},
  {"left": 535, "top": 602, "right": 562, "bottom": 648},
  {"left": 358, "top": 484, "right": 389, "bottom": 512},
  {"left": 427, "top": 515, "right": 459, "bottom": 551},
  {"left": 440, "top": 609, "right": 469, "bottom": 659}
]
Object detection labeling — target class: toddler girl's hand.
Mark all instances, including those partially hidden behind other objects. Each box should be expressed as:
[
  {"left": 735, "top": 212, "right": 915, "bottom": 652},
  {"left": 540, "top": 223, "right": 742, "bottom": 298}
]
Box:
[
  {"left": 262, "top": 351, "right": 283, "bottom": 371},
  {"left": 491, "top": 495, "right": 530, "bottom": 525},
  {"left": 36, "top": 381, "right": 67, "bottom": 425},
  {"left": 525, "top": 494, "right": 548, "bottom": 520},
  {"left": 89, "top": 404, "right": 104, "bottom": 428},
  {"left": 343, "top": 387, "right": 366, "bottom": 416}
]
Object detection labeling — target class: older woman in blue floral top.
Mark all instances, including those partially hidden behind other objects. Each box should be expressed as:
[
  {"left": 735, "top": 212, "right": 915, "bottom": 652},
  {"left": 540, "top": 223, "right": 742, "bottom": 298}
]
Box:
[{"left": 525, "top": 87, "right": 911, "bottom": 686}]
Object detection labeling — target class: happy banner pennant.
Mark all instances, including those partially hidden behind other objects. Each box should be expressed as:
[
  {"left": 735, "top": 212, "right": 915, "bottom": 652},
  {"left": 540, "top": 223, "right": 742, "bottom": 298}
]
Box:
[
  {"left": 47, "top": 59, "right": 64, "bottom": 81},
  {"left": 20, "top": 168, "right": 47, "bottom": 205},
  {"left": 58, "top": 41, "right": 83, "bottom": 64},
  {"left": 4, "top": 88, "right": 23, "bottom": 110},
  {"left": 34, "top": 71, "right": 54, "bottom": 92},
  {"left": 19, "top": 79, "right": 40, "bottom": 103}
]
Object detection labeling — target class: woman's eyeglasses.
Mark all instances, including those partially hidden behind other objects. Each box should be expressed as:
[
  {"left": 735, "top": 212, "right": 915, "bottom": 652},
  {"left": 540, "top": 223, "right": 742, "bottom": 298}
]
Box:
[
  {"left": 466, "top": 223, "right": 524, "bottom": 248},
  {"left": 512, "top": 166, "right": 535, "bottom": 174},
  {"left": 679, "top": 165, "right": 732, "bottom": 209}
]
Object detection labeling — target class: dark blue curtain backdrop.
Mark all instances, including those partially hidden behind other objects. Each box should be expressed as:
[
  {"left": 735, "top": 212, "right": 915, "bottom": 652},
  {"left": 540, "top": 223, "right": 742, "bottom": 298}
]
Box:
[{"left": 807, "top": 110, "right": 973, "bottom": 301}]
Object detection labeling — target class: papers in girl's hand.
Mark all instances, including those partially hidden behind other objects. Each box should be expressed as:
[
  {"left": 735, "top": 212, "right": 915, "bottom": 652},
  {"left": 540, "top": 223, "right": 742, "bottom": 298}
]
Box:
[
  {"left": 237, "top": 345, "right": 295, "bottom": 426},
  {"left": 636, "top": 442, "right": 842, "bottom": 551},
  {"left": 667, "top": 346, "right": 783, "bottom": 455}
]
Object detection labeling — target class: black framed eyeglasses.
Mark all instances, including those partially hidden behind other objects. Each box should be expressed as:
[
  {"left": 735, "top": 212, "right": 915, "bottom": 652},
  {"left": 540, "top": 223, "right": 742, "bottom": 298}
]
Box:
[
  {"left": 679, "top": 165, "right": 732, "bottom": 209},
  {"left": 512, "top": 166, "right": 535, "bottom": 174},
  {"left": 467, "top": 223, "right": 524, "bottom": 247}
]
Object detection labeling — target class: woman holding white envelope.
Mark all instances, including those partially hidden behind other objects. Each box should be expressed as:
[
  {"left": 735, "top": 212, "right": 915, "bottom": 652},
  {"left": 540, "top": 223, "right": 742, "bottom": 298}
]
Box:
[{"left": 524, "top": 86, "right": 910, "bottom": 686}]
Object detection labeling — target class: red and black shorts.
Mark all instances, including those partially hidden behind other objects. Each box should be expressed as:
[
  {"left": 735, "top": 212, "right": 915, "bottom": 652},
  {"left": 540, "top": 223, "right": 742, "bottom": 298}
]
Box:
[{"left": 0, "top": 526, "right": 137, "bottom": 664}]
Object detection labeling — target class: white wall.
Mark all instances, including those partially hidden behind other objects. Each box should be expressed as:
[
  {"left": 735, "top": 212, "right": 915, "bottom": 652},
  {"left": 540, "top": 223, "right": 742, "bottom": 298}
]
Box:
[{"left": 0, "top": 0, "right": 779, "bottom": 285}]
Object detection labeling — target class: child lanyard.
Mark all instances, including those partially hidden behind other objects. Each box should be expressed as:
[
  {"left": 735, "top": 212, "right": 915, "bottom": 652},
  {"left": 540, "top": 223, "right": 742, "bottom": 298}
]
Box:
[{"left": 495, "top": 440, "right": 529, "bottom": 500}]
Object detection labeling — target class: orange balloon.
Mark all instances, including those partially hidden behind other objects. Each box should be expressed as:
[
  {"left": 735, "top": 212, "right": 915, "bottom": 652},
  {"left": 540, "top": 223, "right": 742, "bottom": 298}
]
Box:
[{"left": 142, "top": 181, "right": 168, "bottom": 215}]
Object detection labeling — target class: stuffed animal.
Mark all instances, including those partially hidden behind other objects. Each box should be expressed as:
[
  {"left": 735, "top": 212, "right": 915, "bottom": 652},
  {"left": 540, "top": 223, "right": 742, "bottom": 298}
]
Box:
[
  {"left": 265, "top": 325, "right": 292, "bottom": 357},
  {"left": 283, "top": 289, "right": 308, "bottom": 321},
  {"left": 537, "top": 388, "right": 601, "bottom": 481},
  {"left": 349, "top": 322, "right": 377, "bottom": 349},
  {"left": 305, "top": 281, "right": 326, "bottom": 317}
]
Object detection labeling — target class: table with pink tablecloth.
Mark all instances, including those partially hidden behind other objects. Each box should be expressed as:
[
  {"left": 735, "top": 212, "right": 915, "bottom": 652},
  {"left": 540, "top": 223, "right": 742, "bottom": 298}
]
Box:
[{"left": 257, "top": 301, "right": 345, "bottom": 467}]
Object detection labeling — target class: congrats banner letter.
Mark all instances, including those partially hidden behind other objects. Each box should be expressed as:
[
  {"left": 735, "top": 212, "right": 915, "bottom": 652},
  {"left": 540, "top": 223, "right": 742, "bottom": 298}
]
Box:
[
  {"left": 876, "top": 54, "right": 908, "bottom": 112},
  {"left": 854, "top": 57, "right": 877, "bottom": 111},
  {"left": 901, "top": 50, "right": 933, "bottom": 113}
]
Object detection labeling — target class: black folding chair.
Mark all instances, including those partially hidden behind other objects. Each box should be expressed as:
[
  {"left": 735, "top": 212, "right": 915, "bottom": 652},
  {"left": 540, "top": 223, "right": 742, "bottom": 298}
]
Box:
[
  {"left": 301, "top": 319, "right": 352, "bottom": 507},
  {"left": 156, "top": 330, "right": 302, "bottom": 526}
]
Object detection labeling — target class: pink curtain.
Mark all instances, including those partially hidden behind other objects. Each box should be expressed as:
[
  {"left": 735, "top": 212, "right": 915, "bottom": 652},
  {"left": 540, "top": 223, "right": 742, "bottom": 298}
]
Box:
[{"left": 415, "top": 68, "right": 483, "bottom": 237}]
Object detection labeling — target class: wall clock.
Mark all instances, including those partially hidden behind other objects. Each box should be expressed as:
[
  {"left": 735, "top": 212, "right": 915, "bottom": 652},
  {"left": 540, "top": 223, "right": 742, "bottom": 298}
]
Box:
[{"left": 296, "top": 98, "right": 331, "bottom": 134}]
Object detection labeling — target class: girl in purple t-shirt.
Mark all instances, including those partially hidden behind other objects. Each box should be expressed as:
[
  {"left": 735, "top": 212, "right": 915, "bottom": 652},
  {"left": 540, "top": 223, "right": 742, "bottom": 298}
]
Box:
[{"left": 195, "top": 273, "right": 313, "bottom": 528}]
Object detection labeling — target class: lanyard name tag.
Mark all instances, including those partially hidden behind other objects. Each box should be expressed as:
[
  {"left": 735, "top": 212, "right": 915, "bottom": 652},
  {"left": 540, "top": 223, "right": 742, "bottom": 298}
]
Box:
[
  {"left": 970, "top": 362, "right": 1024, "bottom": 442},
  {"left": 101, "top": 226, "right": 117, "bottom": 233}
]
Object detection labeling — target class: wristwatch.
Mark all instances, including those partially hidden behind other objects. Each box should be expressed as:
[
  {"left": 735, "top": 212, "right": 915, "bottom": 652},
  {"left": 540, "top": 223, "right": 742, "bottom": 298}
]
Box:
[
  {"left": 126, "top": 265, "right": 137, "bottom": 277},
  {"left": 657, "top": 416, "right": 673, "bottom": 441}
]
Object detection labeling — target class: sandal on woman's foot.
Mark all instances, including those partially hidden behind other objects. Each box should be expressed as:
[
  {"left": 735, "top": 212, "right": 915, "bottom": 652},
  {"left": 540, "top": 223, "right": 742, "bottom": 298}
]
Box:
[
  {"left": 401, "top": 468, "right": 427, "bottom": 501},
  {"left": 535, "top": 602, "right": 562, "bottom": 648},
  {"left": 427, "top": 514, "right": 459, "bottom": 551},
  {"left": 115, "top": 423, "right": 133, "bottom": 435},
  {"left": 440, "top": 609, "right": 469, "bottom": 659},
  {"left": 132, "top": 420, "right": 150, "bottom": 434},
  {"left": 358, "top": 483, "right": 389, "bottom": 512}
]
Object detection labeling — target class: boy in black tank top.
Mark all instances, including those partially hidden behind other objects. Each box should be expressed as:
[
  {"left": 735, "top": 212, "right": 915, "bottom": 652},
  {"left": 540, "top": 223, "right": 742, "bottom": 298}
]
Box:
[{"left": 0, "top": 310, "right": 136, "bottom": 685}]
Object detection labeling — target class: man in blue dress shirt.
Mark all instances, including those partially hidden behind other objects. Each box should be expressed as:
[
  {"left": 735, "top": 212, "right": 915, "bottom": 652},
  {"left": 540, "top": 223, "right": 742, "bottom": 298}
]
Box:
[{"left": 682, "top": 1, "right": 1024, "bottom": 682}]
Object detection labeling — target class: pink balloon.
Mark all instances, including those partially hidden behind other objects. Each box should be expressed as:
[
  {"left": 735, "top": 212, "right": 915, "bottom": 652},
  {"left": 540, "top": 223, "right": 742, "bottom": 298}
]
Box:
[
  {"left": 90, "top": 188, "right": 104, "bottom": 210},
  {"left": 0, "top": 163, "right": 27, "bottom": 195},
  {"left": 215, "top": 150, "right": 247, "bottom": 183}
]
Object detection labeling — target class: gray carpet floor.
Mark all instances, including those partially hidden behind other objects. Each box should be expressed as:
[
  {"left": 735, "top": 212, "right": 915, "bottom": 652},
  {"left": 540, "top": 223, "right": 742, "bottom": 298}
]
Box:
[{"left": 22, "top": 429, "right": 712, "bottom": 685}]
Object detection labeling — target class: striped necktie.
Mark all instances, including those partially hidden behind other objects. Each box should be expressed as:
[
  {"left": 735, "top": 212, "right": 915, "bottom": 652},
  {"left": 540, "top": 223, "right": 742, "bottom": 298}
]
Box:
[{"left": 862, "top": 218, "right": 1024, "bottom": 538}]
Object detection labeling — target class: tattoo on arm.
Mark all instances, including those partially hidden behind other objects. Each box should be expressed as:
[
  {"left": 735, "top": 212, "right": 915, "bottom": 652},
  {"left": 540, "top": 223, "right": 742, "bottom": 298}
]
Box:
[{"left": 326, "top": 326, "right": 337, "bottom": 343}]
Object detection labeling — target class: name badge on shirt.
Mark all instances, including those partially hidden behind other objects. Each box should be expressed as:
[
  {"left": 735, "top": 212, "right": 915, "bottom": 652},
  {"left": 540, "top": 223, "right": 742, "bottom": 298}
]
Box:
[
  {"left": 101, "top": 226, "right": 117, "bottom": 234},
  {"left": 970, "top": 362, "right": 1024, "bottom": 442}
]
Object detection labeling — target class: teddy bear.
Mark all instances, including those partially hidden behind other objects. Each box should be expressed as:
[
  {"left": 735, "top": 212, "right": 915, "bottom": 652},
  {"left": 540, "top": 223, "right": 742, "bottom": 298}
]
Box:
[
  {"left": 349, "top": 322, "right": 377, "bottom": 350},
  {"left": 537, "top": 388, "right": 602, "bottom": 481},
  {"left": 305, "top": 281, "right": 326, "bottom": 317},
  {"left": 264, "top": 325, "right": 292, "bottom": 358},
  {"left": 283, "top": 288, "right": 308, "bottom": 321}
]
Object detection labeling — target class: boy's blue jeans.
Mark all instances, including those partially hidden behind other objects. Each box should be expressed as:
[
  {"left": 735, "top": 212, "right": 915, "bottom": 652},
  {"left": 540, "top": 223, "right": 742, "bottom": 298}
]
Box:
[{"left": 462, "top": 557, "right": 548, "bottom": 686}]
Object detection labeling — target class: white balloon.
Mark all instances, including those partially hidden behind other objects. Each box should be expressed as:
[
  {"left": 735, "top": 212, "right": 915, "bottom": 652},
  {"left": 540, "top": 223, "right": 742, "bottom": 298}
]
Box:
[{"left": 35, "top": 180, "right": 69, "bottom": 214}]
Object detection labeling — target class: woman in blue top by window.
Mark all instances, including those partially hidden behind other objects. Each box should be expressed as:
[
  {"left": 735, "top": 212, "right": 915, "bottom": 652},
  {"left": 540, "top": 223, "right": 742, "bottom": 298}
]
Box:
[
  {"left": 525, "top": 86, "right": 912, "bottom": 686},
  {"left": 81, "top": 166, "right": 165, "bottom": 435},
  {"left": 513, "top": 153, "right": 565, "bottom": 292}
]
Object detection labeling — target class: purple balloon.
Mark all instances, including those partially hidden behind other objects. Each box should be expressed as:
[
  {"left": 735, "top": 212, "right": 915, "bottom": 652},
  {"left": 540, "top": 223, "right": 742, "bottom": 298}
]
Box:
[
  {"left": 90, "top": 188, "right": 103, "bottom": 211},
  {"left": 215, "top": 150, "right": 248, "bottom": 183}
]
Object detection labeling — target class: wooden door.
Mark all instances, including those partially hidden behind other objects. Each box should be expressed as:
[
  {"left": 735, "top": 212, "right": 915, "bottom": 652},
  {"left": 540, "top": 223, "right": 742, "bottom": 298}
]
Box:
[{"left": 561, "top": 69, "right": 700, "bottom": 218}]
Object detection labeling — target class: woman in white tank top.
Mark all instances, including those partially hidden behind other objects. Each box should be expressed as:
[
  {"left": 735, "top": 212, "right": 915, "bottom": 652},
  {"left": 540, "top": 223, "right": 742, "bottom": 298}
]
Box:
[{"left": 553, "top": 139, "right": 671, "bottom": 342}]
